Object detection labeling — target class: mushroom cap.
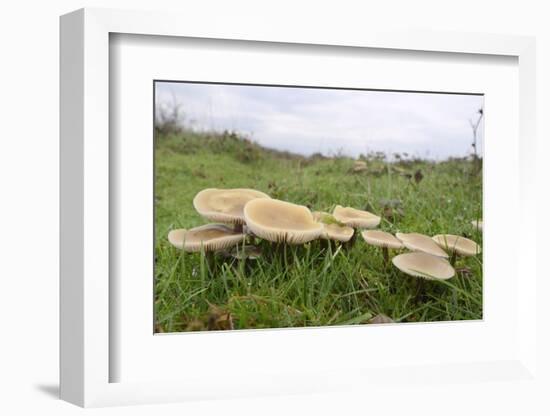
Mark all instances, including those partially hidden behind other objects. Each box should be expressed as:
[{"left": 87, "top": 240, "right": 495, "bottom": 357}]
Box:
[
  {"left": 243, "top": 198, "right": 324, "bottom": 244},
  {"left": 432, "top": 234, "right": 481, "bottom": 256},
  {"left": 312, "top": 211, "right": 354, "bottom": 242},
  {"left": 193, "top": 188, "right": 270, "bottom": 224},
  {"left": 333, "top": 205, "right": 381, "bottom": 229},
  {"left": 471, "top": 220, "right": 483, "bottom": 231},
  {"left": 395, "top": 232, "right": 449, "bottom": 258},
  {"left": 321, "top": 223, "right": 355, "bottom": 242},
  {"left": 352, "top": 160, "right": 368, "bottom": 173},
  {"left": 392, "top": 252, "right": 455, "bottom": 280},
  {"left": 167, "top": 224, "right": 246, "bottom": 252},
  {"left": 361, "top": 230, "right": 403, "bottom": 249},
  {"left": 312, "top": 211, "right": 333, "bottom": 223}
]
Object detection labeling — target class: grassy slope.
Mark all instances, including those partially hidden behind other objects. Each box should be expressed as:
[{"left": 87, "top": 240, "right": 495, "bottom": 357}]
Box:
[{"left": 155, "top": 131, "right": 483, "bottom": 332}]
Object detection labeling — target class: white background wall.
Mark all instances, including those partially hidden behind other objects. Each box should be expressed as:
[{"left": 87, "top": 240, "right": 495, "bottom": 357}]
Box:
[{"left": 0, "top": 1, "right": 548, "bottom": 415}]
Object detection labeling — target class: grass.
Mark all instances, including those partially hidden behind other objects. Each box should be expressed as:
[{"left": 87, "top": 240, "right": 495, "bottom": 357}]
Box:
[{"left": 154, "top": 130, "right": 483, "bottom": 332}]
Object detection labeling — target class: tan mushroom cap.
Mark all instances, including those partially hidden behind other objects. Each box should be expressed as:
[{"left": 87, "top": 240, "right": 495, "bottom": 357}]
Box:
[
  {"left": 244, "top": 198, "right": 324, "bottom": 244},
  {"left": 312, "top": 211, "right": 354, "bottom": 242},
  {"left": 352, "top": 160, "right": 368, "bottom": 173},
  {"left": 432, "top": 234, "right": 481, "bottom": 257},
  {"left": 395, "top": 232, "right": 449, "bottom": 258},
  {"left": 321, "top": 223, "right": 355, "bottom": 242},
  {"left": 392, "top": 252, "right": 455, "bottom": 280},
  {"left": 361, "top": 230, "right": 403, "bottom": 249},
  {"left": 167, "top": 224, "right": 246, "bottom": 252},
  {"left": 193, "top": 188, "right": 270, "bottom": 224},
  {"left": 312, "top": 211, "right": 333, "bottom": 223},
  {"left": 333, "top": 205, "right": 381, "bottom": 229}
]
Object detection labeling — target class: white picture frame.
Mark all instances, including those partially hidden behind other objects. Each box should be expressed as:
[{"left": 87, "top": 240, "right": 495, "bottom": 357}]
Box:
[{"left": 60, "top": 7, "right": 539, "bottom": 408}]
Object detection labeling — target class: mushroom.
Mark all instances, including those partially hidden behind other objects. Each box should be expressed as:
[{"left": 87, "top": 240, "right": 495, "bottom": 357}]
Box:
[
  {"left": 395, "top": 232, "right": 449, "bottom": 258},
  {"left": 193, "top": 188, "right": 270, "bottom": 232},
  {"left": 243, "top": 198, "right": 324, "bottom": 244},
  {"left": 392, "top": 251, "right": 455, "bottom": 302},
  {"left": 351, "top": 160, "right": 368, "bottom": 173},
  {"left": 312, "top": 211, "right": 354, "bottom": 243},
  {"left": 167, "top": 223, "right": 246, "bottom": 253},
  {"left": 321, "top": 223, "right": 355, "bottom": 242},
  {"left": 432, "top": 234, "right": 481, "bottom": 265},
  {"left": 361, "top": 230, "right": 403, "bottom": 263},
  {"left": 392, "top": 252, "right": 455, "bottom": 281},
  {"left": 312, "top": 211, "right": 332, "bottom": 223},
  {"left": 333, "top": 205, "right": 381, "bottom": 229}
]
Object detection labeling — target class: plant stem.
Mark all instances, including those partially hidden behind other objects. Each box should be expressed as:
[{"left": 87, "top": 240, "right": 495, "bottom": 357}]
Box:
[{"left": 206, "top": 251, "right": 215, "bottom": 276}]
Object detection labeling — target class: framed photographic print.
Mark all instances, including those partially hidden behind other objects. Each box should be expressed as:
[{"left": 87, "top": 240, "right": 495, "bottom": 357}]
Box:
[
  {"left": 153, "top": 80, "right": 484, "bottom": 334},
  {"left": 60, "top": 7, "right": 540, "bottom": 408}
]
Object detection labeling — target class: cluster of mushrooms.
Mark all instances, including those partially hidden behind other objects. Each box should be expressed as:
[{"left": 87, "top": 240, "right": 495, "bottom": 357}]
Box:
[{"left": 168, "top": 188, "right": 481, "bottom": 283}]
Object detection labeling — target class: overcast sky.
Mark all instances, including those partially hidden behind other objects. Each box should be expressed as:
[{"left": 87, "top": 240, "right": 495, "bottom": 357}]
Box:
[{"left": 155, "top": 82, "right": 484, "bottom": 160}]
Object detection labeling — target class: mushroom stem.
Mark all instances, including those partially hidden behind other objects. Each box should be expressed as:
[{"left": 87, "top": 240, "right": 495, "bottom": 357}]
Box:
[
  {"left": 382, "top": 246, "right": 389, "bottom": 264},
  {"left": 450, "top": 251, "right": 457, "bottom": 267},
  {"left": 344, "top": 229, "right": 358, "bottom": 251},
  {"left": 273, "top": 241, "right": 290, "bottom": 267},
  {"left": 320, "top": 239, "right": 337, "bottom": 254},
  {"left": 283, "top": 243, "right": 297, "bottom": 268},
  {"left": 271, "top": 242, "right": 280, "bottom": 260},
  {"left": 415, "top": 278, "right": 426, "bottom": 303}
]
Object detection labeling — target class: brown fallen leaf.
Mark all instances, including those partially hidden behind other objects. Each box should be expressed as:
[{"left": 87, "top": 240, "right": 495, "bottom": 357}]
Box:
[
  {"left": 207, "top": 306, "right": 234, "bottom": 330},
  {"left": 185, "top": 319, "right": 205, "bottom": 332}
]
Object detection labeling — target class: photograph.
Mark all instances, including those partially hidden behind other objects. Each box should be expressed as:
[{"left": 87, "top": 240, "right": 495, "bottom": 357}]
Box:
[{"left": 154, "top": 81, "right": 483, "bottom": 333}]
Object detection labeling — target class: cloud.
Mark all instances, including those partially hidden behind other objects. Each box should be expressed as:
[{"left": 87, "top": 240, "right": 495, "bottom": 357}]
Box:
[{"left": 155, "top": 82, "right": 484, "bottom": 160}]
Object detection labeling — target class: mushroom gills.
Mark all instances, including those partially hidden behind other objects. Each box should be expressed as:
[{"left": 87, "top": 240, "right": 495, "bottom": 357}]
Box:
[
  {"left": 362, "top": 230, "right": 404, "bottom": 263},
  {"left": 395, "top": 232, "right": 449, "bottom": 258},
  {"left": 167, "top": 224, "right": 246, "bottom": 252},
  {"left": 244, "top": 198, "right": 324, "bottom": 244},
  {"left": 432, "top": 234, "right": 480, "bottom": 257}
]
